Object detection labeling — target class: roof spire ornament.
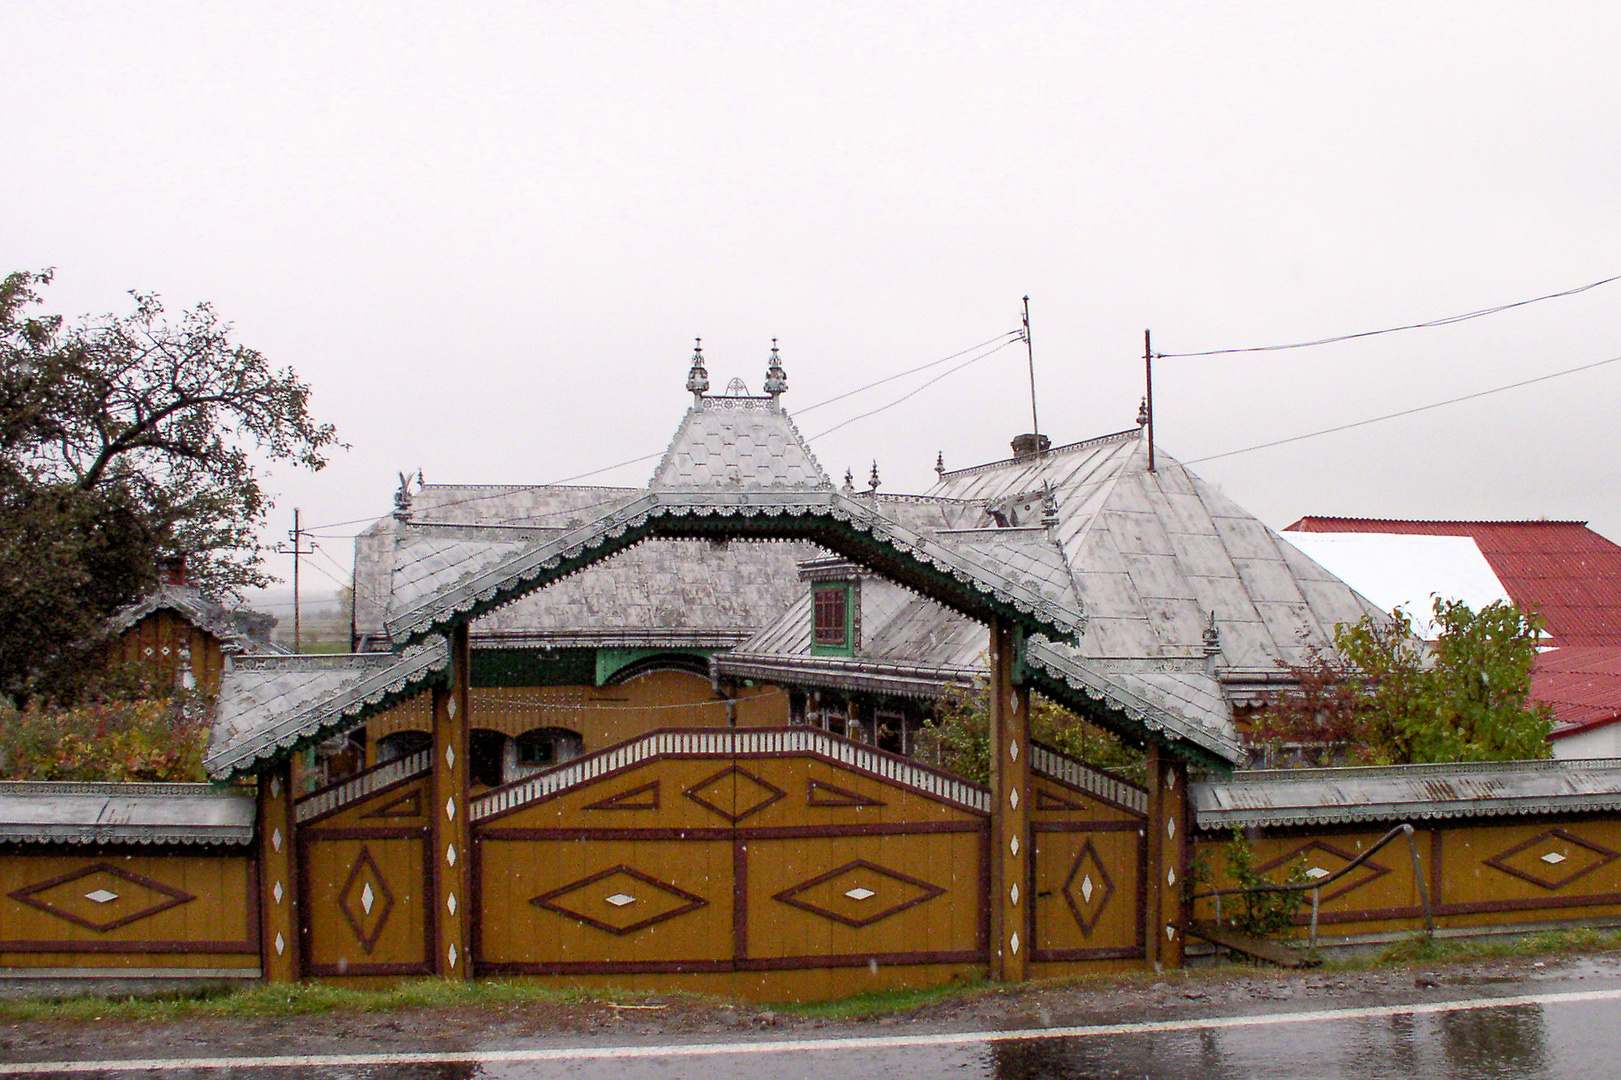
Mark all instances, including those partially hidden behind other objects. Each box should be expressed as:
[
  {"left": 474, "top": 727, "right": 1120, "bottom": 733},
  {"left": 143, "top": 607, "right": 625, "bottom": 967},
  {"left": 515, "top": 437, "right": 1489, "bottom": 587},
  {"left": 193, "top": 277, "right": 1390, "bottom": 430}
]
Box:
[
  {"left": 935, "top": 451, "right": 945, "bottom": 479},
  {"left": 763, "top": 338, "right": 788, "bottom": 402},
  {"left": 1041, "top": 481, "right": 1061, "bottom": 530},
  {"left": 1137, "top": 396, "right": 1150, "bottom": 428},
  {"left": 842, "top": 468, "right": 855, "bottom": 494},
  {"left": 393, "top": 471, "right": 416, "bottom": 523},
  {"left": 868, "top": 461, "right": 881, "bottom": 495},
  {"left": 686, "top": 338, "right": 710, "bottom": 403}
]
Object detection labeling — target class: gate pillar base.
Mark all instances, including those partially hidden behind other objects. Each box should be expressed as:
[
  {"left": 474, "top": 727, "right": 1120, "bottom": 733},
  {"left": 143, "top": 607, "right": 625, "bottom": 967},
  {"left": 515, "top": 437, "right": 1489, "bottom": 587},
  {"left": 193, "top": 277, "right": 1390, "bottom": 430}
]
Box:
[{"left": 988, "top": 617, "right": 1032, "bottom": 982}]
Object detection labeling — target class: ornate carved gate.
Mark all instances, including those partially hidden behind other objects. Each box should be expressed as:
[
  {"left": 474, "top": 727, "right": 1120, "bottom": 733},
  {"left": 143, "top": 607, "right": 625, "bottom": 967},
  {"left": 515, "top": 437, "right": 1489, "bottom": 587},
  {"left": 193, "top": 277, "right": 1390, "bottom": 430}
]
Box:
[
  {"left": 295, "top": 751, "right": 435, "bottom": 977},
  {"left": 470, "top": 728, "right": 992, "bottom": 995}
]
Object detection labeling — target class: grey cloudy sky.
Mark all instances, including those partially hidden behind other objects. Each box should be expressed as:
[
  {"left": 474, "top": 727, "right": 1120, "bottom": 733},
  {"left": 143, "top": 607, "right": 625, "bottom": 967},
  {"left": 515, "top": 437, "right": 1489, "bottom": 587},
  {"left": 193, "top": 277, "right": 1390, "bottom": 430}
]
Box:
[{"left": 7, "top": 2, "right": 1620, "bottom": 605}]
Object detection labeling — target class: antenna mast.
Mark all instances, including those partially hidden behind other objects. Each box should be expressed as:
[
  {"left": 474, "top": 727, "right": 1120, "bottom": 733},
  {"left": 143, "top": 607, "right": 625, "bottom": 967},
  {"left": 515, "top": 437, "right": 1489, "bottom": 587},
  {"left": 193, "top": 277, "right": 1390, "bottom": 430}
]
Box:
[
  {"left": 1144, "top": 329, "right": 1156, "bottom": 473},
  {"left": 1023, "top": 296, "right": 1040, "bottom": 447}
]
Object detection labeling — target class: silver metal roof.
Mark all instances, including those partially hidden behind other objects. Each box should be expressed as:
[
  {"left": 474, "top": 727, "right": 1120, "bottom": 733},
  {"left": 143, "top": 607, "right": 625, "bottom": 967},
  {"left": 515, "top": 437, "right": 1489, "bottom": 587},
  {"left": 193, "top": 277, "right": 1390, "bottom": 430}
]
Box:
[
  {"left": 0, "top": 782, "right": 254, "bottom": 845},
  {"left": 650, "top": 394, "right": 830, "bottom": 490},
  {"left": 207, "top": 642, "right": 450, "bottom": 779},
  {"left": 1193, "top": 758, "right": 1621, "bottom": 828},
  {"left": 108, "top": 583, "right": 279, "bottom": 654}
]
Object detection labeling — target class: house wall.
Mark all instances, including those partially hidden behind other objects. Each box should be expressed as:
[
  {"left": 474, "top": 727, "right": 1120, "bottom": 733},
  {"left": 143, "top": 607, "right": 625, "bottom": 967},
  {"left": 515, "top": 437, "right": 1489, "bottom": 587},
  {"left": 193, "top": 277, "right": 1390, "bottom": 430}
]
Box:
[{"left": 110, "top": 611, "right": 227, "bottom": 697}]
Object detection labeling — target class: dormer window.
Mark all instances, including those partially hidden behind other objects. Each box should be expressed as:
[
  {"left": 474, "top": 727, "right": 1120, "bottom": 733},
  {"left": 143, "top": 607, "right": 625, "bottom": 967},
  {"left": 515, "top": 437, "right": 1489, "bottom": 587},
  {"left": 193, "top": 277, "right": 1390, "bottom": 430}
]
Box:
[{"left": 813, "top": 583, "right": 854, "bottom": 656}]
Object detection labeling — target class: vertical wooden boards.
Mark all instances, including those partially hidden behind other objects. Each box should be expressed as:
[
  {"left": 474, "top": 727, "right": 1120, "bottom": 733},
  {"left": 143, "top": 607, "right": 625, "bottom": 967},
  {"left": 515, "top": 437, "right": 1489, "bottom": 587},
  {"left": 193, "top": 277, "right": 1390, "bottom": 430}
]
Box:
[
  {"left": 1142, "top": 746, "right": 1188, "bottom": 968},
  {"left": 431, "top": 625, "right": 473, "bottom": 977},
  {"left": 258, "top": 760, "right": 298, "bottom": 981},
  {"left": 987, "top": 617, "right": 1032, "bottom": 982},
  {"left": 1027, "top": 771, "right": 1148, "bottom": 967}
]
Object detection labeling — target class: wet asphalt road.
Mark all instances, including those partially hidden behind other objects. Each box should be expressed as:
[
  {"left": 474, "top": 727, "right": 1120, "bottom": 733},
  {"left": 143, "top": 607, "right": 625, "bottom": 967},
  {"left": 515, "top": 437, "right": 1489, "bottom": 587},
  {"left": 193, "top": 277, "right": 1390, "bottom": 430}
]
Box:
[{"left": 9, "top": 983, "right": 1621, "bottom": 1080}]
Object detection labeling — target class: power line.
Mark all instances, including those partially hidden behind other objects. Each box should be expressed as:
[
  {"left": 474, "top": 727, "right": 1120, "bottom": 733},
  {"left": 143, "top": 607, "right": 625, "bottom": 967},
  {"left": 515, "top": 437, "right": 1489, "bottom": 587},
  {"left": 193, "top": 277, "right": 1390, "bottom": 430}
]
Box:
[
  {"left": 809, "top": 338, "right": 1023, "bottom": 442},
  {"left": 1186, "top": 352, "right": 1621, "bottom": 464},
  {"left": 302, "top": 330, "right": 1023, "bottom": 532},
  {"left": 1154, "top": 273, "right": 1621, "bottom": 359}
]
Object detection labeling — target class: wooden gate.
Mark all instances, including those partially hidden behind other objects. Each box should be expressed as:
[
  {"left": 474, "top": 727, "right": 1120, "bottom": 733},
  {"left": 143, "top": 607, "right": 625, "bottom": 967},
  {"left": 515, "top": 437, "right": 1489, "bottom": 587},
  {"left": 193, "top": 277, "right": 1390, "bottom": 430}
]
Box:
[
  {"left": 1028, "top": 745, "right": 1149, "bottom": 970},
  {"left": 295, "top": 751, "right": 434, "bottom": 977},
  {"left": 470, "top": 728, "right": 991, "bottom": 998}
]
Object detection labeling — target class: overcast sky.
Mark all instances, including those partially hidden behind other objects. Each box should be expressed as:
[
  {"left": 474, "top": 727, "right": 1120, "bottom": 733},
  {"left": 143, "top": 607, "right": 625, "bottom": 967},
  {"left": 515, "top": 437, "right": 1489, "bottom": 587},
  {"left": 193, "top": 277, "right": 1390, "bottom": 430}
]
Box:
[{"left": 7, "top": 2, "right": 1619, "bottom": 610}]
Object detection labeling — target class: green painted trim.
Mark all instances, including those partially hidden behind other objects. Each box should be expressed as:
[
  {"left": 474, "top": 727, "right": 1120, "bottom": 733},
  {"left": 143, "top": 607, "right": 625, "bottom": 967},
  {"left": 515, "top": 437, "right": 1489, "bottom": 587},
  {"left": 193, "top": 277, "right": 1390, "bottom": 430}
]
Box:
[
  {"left": 594, "top": 647, "right": 711, "bottom": 686},
  {"left": 810, "top": 582, "right": 855, "bottom": 658}
]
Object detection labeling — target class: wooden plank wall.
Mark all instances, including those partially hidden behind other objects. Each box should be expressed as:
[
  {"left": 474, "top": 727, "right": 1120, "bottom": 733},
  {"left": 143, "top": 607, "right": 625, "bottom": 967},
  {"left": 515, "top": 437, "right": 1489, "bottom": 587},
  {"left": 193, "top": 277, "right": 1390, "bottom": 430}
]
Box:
[
  {"left": 0, "top": 848, "right": 258, "bottom": 971},
  {"left": 1193, "top": 814, "right": 1621, "bottom": 939}
]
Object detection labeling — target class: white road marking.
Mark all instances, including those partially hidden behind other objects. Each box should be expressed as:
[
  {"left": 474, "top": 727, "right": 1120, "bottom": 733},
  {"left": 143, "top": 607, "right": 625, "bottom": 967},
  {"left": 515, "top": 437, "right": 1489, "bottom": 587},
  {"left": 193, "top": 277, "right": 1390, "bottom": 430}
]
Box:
[{"left": 6, "top": 986, "right": 1621, "bottom": 1074}]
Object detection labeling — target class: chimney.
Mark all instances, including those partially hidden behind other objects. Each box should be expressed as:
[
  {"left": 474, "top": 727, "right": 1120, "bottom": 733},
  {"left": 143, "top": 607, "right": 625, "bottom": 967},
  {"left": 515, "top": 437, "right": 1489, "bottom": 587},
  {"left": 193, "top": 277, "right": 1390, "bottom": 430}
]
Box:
[
  {"left": 1010, "top": 433, "right": 1051, "bottom": 461},
  {"left": 158, "top": 555, "right": 187, "bottom": 587}
]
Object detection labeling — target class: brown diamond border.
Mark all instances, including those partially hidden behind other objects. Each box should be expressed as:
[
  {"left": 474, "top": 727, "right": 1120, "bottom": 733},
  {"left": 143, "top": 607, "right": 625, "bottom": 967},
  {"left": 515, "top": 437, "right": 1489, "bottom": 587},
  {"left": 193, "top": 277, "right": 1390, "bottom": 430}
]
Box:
[
  {"left": 531, "top": 864, "right": 708, "bottom": 936},
  {"left": 1255, "top": 840, "right": 1390, "bottom": 905},
  {"left": 773, "top": 859, "right": 946, "bottom": 928},
  {"left": 683, "top": 765, "right": 786, "bottom": 823},
  {"left": 1061, "top": 838, "right": 1115, "bottom": 937},
  {"left": 336, "top": 846, "right": 396, "bottom": 954},
  {"left": 1484, "top": 828, "right": 1620, "bottom": 891},
  {"left": 9, "top": 862, "right": 194, "bottom": 933}
]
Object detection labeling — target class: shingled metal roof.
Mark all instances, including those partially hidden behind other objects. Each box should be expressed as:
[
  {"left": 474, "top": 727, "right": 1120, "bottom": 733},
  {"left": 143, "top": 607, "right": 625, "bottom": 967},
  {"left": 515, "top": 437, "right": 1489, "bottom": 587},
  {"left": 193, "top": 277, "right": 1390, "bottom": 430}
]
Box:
[
  {"left": 1193, "top": 758, "right": 1621, "bottom": 828},
  {"left": 0, "top": 782, "right": 255, "bottom": 845},
  {"left": 385, "top": 489, "right": 1088, "bottom": 650},
  {"left": 651, "top": 393, "right": 830, "bottom": 490},
  {"left": 207, "top": 642, "right": 449, "bottom": 779},
  {"left": 109, "top": 583, "right": 278, "bottom": 654}
]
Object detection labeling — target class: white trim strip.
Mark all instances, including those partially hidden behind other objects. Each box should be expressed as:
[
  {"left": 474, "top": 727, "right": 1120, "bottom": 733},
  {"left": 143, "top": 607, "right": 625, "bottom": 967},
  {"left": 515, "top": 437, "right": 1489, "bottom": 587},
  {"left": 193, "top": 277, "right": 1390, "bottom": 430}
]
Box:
[
  {"left": 8, "top": 987, "right": 1621, "bottom": 1073},
  {"left": 295, "top": 750, "right": 432, "bottom": 823}
]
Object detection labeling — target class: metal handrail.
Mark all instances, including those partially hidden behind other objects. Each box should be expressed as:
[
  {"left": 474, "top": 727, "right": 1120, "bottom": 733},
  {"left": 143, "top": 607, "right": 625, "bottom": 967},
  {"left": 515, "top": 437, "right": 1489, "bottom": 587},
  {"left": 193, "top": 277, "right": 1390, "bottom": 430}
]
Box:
[{"left": 1193, "top": 823, "right": 1434, "bottom": 952}]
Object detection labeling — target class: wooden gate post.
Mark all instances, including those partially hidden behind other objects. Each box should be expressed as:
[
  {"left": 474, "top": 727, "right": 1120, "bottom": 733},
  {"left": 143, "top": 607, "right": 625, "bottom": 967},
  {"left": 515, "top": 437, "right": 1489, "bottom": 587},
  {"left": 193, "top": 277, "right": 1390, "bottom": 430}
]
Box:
[
  {"left": 257, "top": 758, "right": 299, "bottom": 982},
  {"left": 1142, "top": 743, "right": 1189, "bottom": 969},
  {"left": 987, "top": 617, "right": 1032, "bottom": 982},
  {"left": 431, "top": 624, "right": 473, "bottom": 978}
]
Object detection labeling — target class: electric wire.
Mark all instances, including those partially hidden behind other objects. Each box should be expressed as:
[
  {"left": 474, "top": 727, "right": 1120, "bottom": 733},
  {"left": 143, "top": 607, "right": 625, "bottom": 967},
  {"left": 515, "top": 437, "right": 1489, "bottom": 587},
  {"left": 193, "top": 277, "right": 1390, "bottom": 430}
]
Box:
[
  {"left": 1185, "top": 352, "right": 1621, "bottom": 464},
  {"left": 808, "top": 337, "right": 1023, "bottom": 442},
  {"left": 1154, "top": 273, "right": 1621, "bottom": 359}
]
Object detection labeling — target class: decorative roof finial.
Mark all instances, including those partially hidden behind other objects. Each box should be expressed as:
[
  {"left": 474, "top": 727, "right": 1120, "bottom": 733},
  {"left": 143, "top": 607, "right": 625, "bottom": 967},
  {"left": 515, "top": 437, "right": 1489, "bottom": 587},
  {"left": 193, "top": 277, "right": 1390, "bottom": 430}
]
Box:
[
  {"left": 935, "top": 451, "right": 945, "bottom": 479},
  {"left": 842, "top": 468, "right": 855, "bottom": 494},
  {"left": 868, "top": 461, "right": 881, "bottom": 495},
  {"left": 393, "top": 471, "right": 416, "bottom": 522},
  {"left": 686, "top": 338, "right": 709, "bottom": 402},
  {"left": 763, "top": 338, "right": 788, "bottom": 401},
  {"left": 1041, "top": 481, "right": 1060, "bottom": 530},
  {"left": 1136, "top": 396, "right": 1150, "bottom": 428},
  {"left": 1202, "top": 609, "right": 1221, "bottom": 656}
]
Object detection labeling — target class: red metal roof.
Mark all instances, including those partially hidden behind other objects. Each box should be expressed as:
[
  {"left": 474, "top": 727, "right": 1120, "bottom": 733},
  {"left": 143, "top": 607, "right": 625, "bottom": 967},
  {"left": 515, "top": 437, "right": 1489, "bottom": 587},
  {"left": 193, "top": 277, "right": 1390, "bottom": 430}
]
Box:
[
  {"left": 1285, "top": 518, "right": 1621, "bottom": 647},
  {"left": 1533, "top": 647, "right": 1621, "bottom": 738}
]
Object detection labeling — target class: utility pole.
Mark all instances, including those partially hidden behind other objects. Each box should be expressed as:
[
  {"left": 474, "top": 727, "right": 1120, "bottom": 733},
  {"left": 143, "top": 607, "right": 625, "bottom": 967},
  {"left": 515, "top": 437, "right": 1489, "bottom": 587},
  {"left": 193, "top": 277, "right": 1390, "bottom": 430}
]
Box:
[
  {"left": 1022, "top": 296, "right": 1040, "bottom": 447},
  {"left": 282, "top": 508, "right": 315, "bottom": 653},
  {"left": 1144, "top": 329, "right": 1156, "bottom": 473}
]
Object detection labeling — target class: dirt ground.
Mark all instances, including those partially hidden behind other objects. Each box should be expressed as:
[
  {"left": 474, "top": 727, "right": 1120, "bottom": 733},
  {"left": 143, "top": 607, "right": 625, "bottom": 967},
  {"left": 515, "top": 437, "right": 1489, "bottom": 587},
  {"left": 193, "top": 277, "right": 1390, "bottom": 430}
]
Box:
[{"left": 4, "top": 952, "right": 1620, "bottom": 1061}]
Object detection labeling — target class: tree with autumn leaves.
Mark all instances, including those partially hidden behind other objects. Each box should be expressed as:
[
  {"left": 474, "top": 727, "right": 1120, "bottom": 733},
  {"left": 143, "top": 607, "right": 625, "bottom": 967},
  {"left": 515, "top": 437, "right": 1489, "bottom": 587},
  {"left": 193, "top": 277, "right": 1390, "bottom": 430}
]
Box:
[{"left": 1252, "top": 598, "right": 1553, "bottom": 765}]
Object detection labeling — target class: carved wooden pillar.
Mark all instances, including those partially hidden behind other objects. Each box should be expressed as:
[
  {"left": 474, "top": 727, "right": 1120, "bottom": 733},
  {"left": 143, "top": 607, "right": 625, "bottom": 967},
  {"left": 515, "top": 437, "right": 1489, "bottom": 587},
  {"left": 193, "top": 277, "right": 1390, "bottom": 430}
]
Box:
[
  {"left": 257, "top": 758, "right": 299, "bottom": 982},
  {"left": 431, "top": 624, "right": 473, "bottom": 978},
  {"left": 987, "top": 617, "right": 1032, "bottom": 982},
  {"left": 1142, "top": 743, "right": 1189, "bottom": 969}
]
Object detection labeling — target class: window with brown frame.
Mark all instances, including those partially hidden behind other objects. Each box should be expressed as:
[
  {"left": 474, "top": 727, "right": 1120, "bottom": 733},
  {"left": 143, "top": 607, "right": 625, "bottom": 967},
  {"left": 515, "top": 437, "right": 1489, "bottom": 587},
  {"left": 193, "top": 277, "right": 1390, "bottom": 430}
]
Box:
[{"left": 812, "top": 584, "right": 851, "bottom": 654}]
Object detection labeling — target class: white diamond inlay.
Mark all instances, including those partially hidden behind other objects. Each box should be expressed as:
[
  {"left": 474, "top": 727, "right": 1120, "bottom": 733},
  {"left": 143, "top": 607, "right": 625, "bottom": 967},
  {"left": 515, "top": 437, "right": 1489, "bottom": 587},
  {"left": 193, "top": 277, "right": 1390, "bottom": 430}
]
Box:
[
  {"left": 1167, "top": 867, "right": 1176, "bottom": 887},
  {"left": 273, "top": 881, "right": 284, "bottom": 904},
  {"left": 843, "top": 887, "right": 876, "bottom": 901},
  {"left": 1010, "top": 882, "right": 1020, "bottom": 905},
  {"left": 606, "top": 893, "right": 638, "bottom": 907},
  {"left": 270, "top": 777, "right": 281, "bottom": 799},
  {"left": 1010, "top": 835, "right": 1020, "bottom": 856},
  {"left": 274, "top": 932, "right": 286, "bottom": 956},
  {"left": 448, "top": 943, "right": 458, "bottom": 968},
  {"left": 448, "top": 892, "right": 458, "bottom": 915},
  {"left": 1167, "top": 817, "right": 1176, "bottom": 839},
  {"left": 1010, "top": 788, "right": 1020, "bottom": 810},
  {"left": 1081, "top": 874, "right": 1095, "bottom": 903},
  {"left": 1009, "top": 739, "right": 1019, "bottom": 761},
  {"left": 448, "top": 697, "right": 457, "bottom": 719},
  {"left": 445, "top": 796, "right": 456, "bottom": 822},
  {"left": 271, "top": 827, "right": 283, "bottom": 853},
  {"left": 1009, "top": 931, "right": 1020, "bottom": 955},
  {"left": 360, "top": 883, "right": 375, "bottom": 915},
  {"left": 446, "top": 843, "right": 457, "bottom": 867},
  {"left": 84, "top": 889, "right": 119, "bottom": 904},
  {"left": 1166, "top": 924, "right": 1176, "bottom": 940},
  {"left": 1166, "top": 770, "right": 1176, "bottom": 790},
  {"left": 1542, "top": 851, "right": 1568, "bottom": 865},
  {"left": 1305, "top": 866, "right": 1331, "bottom": 880}
]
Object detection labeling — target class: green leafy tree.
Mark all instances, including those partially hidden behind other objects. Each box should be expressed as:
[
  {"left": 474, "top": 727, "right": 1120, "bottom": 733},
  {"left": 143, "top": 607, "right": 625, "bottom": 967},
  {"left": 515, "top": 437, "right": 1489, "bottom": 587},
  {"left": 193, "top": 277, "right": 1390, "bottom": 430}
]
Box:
[
  {"left": 0, "top": 269, "right": 339, "bottom": 700},
  {"left": 921, "top": 682, "right": 1146, "bottom": 786},
  {"left": 1254, "top": 598, "right": 1553, "bottom": 765}
]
